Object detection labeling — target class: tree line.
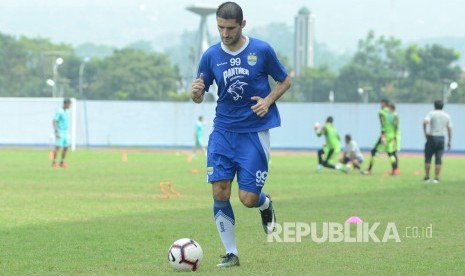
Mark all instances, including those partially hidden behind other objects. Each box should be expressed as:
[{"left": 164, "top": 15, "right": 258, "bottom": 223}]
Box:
[
  {"left": 0, "top": 33, "right": 181, "bottom": 101},
  {"left": 288, "top": 31, "right": 464, "bottom": 103},
  {"left": 0, "top": 31, "right": 463, "bottom": 102}
]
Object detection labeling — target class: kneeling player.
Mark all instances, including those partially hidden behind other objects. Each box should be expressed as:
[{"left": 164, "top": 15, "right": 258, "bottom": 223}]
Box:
[{"left": 340, "top": 134, "right": 364, "bottom": 170}]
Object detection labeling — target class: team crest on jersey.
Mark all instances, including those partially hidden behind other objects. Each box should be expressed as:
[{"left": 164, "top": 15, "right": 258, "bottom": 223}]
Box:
[
  {"left": 227, "top": 80, "right": 248, "bottom": 101},
  {"left": 247, "top": 53, "right": 257, "bottom": 66}
]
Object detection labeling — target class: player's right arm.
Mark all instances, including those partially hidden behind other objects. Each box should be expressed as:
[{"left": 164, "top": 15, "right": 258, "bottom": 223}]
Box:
[
  {"left": 191, "top": 73, "right": 205, "bottom": 104},
  {"left": 393, "top": 113, "right": 399, "bottom": 145},
  {"left": 315, "top": 125, "right": 325, "bottom": 137},
  {"left": 378, "top": 111, "right": 385, "bottom": 134},
  {"left": 423, "top": 114, "right": 430, "bottom": 139},
  {"left": 378, "top": 110, "right": 388, "bottom": 144}
]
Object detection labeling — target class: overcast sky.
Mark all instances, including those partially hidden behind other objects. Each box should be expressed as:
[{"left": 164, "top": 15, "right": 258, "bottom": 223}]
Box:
[{"left": 1, "top": 0, "right": 464, "bottom": 51}]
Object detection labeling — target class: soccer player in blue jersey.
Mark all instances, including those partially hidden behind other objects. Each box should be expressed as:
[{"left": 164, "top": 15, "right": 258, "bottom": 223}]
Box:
[
  {"left": 191, "top": 1, "right": 291, "bottom": 268},
  {"left": 52, "top": 98, "right": 71, "bottom": 168}
]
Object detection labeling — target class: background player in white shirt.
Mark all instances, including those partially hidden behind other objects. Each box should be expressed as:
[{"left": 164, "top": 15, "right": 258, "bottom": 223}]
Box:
[
  {"left": 340, "top": 134, "right": 364, "bottom": 171},
  {"left": 423, "top": 100, "right": 453, "bottom": 183}
]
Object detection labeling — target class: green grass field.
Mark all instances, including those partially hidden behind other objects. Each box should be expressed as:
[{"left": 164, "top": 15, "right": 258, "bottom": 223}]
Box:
[{"left": 1, "top": 149, "right": 464, "bottom": 275}]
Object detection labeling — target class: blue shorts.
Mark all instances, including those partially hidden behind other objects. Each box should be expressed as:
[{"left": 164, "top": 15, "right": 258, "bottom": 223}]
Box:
[
  {"left": 56, "top": 132, "right": 70, "bottom": 148},
  {"left": 207, "top": 128, "right": 270, "bottom": 193}
]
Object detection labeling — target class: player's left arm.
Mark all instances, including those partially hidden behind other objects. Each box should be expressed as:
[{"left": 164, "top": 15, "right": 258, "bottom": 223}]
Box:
[{"left": 251, "top": 75, "right": 291, "bottom": 118}]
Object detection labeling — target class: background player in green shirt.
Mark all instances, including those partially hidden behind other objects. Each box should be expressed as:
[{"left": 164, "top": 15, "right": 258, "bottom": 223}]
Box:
[
  {"left": 314, "top": 116, "right": 343, "bottom": 172},
  {"left": 363, "top": 99, "right": 400, "bottom": 175},
  {"left": 389, "top": 103, "right": 401, "bottom": 152}
]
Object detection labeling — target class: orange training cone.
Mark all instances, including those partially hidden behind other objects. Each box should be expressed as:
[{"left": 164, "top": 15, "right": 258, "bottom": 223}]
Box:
[
  {"left": 49, "top": 151, "right": 54, "bottom": 160},
  {"left": 122, "top": 151, "right": 128, "bottom": 162},
  {"left": 187, "top": 153, "right": 192, "bottom": 163}
]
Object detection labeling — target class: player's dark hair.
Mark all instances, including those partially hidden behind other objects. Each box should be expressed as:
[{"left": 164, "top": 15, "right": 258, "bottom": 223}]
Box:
[
  {"left": 381, "top": 99, "right": 389, "bottom": 105},
  {"left": 389, "top": 103, "right": 396, "bottom": 110},
  {"left": 64, "top": 98, "right": 71, "bottom": 104},
  {"left": 345, "top": 134, "right": 351, "bottom": 141},
  {"left": 217, "top": 2, "right": 243, "bottom": 24},
  {"left": 434, "top": 100, "right": 444, "bottom": 110},
  {"left": 326, "top": 116, "right": 333, "bottom": 123}
]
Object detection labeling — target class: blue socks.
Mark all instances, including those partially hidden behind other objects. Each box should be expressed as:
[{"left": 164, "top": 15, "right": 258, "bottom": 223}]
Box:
[{"left": 214, "top": 199, "right": 237, "bottom": 255}]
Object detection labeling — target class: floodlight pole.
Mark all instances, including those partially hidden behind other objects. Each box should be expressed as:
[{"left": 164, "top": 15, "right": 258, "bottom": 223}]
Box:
[
  {"left": 186, "top": 4, "right": 217, "bottom": 78},
  {"left": 78, "top": 58, "right": 89, "bottom": 99},
  {"left": 79, "top": 58, "right": 91, "bottom": 148},
  {"left": 52, "top": 57, "right": 63, "bottom": 98},
  {"left": 357, "top": 87, "right": 370, "bottom": 103},
  {"left": 442, "top": 79, "right": 458, "bottom": 104}
]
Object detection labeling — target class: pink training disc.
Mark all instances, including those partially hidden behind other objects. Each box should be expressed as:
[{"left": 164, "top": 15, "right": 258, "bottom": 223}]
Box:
[{"left": 345, "top": 216, "right": 363, "bottom": 224}]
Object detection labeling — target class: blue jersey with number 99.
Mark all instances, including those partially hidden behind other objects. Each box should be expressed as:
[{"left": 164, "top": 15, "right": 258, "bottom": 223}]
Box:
[{"left": 197, "top": 36, "right": 288, "bottom": 133}]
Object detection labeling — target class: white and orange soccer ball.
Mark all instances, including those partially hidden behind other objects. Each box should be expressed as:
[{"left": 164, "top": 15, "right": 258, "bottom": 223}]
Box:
[
  {"left": 167, "top": 238, "right": 203, "bottom": 271},
  {"left": 314, "top": 122, "right": 320, "bottom": 129}
]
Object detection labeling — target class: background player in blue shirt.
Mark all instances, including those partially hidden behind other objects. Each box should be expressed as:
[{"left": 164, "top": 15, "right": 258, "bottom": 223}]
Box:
[
  {"left": 52, "top": 98, "right": 71, "bottom": 168},
  {"left": 193, "top": 115, "right": 206, "bottom": 157},
  {"left": 191, "top": 2, "right": 291, "bottom": 268}
]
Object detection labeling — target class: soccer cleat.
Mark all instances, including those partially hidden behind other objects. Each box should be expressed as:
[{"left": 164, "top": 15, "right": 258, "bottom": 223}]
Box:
[
  {"left": 216, "top": 253, "right": 240, "bottom": 268},
  {"left": 60, "top": 162, "right": 68, "bottom": 168},
  {"left": 423, "top": 177, "right": 430, "bottom": 183},
  {"left": 315, "top": 164, "right": 323, "bottom": 173},
  {"left": 339, "top": 166, "right": 349, "bottom": 174},
  {"left": 52, "top": 162, "right": 58, "bottom": 168},
  {"left": 361, "top": 169, "right": 372, "bottom": 175},
  {"left": 391, "top": 168, "right": 400, "bottom": 175},
  {"left": 260, "top": 194, "right": 276, "bottom": 234},
  {"left": 433, "top": 178, "right": 440, "bottom": 184}
]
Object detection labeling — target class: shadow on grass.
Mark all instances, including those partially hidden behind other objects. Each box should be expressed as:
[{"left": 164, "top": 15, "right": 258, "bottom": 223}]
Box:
[{"left": 0, "top": 208, "right": 217, "bottom": 275}]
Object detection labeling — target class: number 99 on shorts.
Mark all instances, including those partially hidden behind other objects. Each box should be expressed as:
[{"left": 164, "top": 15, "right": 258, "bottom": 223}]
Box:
[{"left": 255, "top": 170, "right": 267, "bottom": 186}]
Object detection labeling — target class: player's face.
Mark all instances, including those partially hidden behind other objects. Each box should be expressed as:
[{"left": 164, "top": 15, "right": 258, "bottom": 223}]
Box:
[{"left": 217, "top": 17, "right": 244, "bottom": 47}]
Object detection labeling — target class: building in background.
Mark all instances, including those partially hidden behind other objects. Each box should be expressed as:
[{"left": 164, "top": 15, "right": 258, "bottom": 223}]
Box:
[{"left": 294, "top": 7, "right": 315, "bottom": 77}]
